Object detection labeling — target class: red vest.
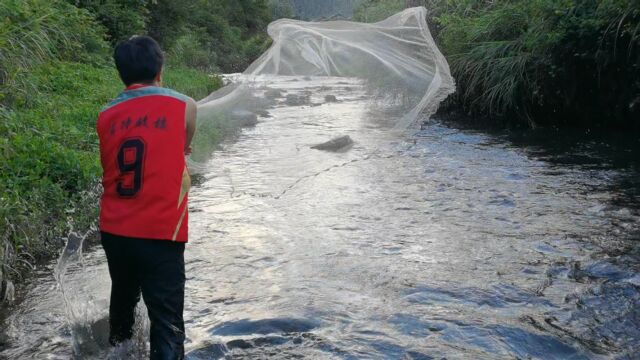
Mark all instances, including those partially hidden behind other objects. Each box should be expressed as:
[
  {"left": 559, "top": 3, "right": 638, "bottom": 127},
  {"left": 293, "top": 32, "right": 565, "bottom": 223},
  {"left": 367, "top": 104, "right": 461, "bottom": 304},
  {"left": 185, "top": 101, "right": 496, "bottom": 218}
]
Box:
[{"left": 97, "top": 84, "right": 190, "bottom": 242}]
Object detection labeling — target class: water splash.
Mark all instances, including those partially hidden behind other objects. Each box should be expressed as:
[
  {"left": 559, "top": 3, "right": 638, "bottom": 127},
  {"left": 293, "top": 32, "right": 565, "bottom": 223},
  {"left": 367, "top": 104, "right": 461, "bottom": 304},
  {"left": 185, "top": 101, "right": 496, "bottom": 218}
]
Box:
[{"left": 54, "top": 230, "right": 150, "bottom": 359}]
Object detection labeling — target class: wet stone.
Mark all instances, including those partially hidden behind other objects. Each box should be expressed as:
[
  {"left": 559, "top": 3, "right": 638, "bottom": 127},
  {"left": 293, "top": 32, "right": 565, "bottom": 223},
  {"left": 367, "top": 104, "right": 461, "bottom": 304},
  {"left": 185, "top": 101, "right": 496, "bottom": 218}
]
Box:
[
  {"left": 256, "top": 110, "right": 272, "bottom": 118},
  {"left": 324, "top": 94, "right": 338, "bottom": 103},
  {"left": 311, "top": 135, "right": 354, "bottom": 152},
  {"left": 284, "top": 94, "right": 310, "bottom": 106},
  {"left": 210, "top": 318, "right": 320, "bottom": 336},
  {"left": 264, "top": 89, "right": 284, "bottom": 99},
  {"left": 226, "top": 339, "right": 253, "bottom": 350}
]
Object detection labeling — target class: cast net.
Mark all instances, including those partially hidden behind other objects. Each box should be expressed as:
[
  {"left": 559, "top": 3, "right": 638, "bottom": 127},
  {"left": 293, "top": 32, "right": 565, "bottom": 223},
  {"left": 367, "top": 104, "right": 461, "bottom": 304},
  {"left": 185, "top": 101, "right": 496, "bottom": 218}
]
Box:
[{"left": 192, "top": 6, "right": 454, "bottom": 163}]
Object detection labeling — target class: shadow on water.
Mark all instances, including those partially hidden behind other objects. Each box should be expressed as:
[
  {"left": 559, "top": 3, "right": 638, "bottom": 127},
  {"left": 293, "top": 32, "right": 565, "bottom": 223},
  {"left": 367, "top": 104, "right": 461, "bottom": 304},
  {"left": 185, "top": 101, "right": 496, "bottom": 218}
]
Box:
[
  {"left": 502, "top": 127, "right": 640, "bottom": 210},
  {"left": 428, "top": 119, "right": 640, "bottom": 357}
]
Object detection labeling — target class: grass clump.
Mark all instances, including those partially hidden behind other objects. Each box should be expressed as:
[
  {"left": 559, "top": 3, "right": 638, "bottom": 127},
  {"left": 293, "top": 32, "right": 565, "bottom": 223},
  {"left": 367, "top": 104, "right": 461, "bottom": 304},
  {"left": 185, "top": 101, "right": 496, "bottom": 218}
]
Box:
[
  {"left": 355, "top": 0, "right": 640, "bottom": 130},
  {"left": 434, "top": 0, "right": 640, "bottom": 129},
  {"left": 0, "top": 0, "right": 109, "bottom": 107}
]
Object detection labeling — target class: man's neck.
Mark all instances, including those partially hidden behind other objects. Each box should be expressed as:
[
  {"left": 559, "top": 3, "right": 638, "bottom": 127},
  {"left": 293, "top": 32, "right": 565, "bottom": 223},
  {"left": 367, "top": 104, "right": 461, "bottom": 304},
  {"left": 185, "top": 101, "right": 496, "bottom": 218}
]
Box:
[{"left": 127, "top": 81, "right": 160, "bottom": 89}]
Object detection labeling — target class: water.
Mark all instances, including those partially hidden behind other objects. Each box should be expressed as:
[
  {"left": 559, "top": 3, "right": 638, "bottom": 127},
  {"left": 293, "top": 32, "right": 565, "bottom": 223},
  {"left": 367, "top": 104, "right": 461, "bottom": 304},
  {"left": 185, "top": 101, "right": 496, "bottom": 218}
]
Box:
[{"left": 1, "top": 76, "right": 639, "bottom": 359}]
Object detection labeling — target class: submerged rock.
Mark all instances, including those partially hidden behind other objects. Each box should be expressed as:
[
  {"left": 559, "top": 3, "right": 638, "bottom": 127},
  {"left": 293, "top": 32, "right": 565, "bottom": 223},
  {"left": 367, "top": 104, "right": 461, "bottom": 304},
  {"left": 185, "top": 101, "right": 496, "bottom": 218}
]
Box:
[
  {"left": 255, "top": 110, "right": 272, "bottom": 118},
  {"left": 311, "top": 135, "right": 354, "bottom": 152},
  {"left": 284, "top": 94, "right": 310, "bottom": 106},
  {"left": 231, "top": 110, "right": 258, "bottom": 127},
  {"left": 324, "top": 95, "right": 338, "bottom": 103},
  {"left": 264, "top": 89, "right": 284, "bottom": 99}
]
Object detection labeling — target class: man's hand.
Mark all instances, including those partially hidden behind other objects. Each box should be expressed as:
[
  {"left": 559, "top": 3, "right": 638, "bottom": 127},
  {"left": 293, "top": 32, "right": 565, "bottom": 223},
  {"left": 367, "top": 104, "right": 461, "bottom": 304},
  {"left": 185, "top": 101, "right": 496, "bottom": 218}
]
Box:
[{"left": 185, "top": 146, "right": 193, "bottom": 156}]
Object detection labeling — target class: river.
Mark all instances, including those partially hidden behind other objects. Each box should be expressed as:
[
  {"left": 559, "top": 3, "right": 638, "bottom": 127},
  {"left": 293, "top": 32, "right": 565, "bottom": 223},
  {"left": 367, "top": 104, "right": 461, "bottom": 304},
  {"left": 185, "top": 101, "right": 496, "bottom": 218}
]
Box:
[{"left": 1, "top": 76, "right": 639, "bottom": 359}]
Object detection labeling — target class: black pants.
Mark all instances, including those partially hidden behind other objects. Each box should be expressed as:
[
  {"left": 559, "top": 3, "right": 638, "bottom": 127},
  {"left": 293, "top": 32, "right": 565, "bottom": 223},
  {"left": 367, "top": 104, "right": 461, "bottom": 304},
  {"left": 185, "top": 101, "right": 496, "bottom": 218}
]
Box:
[{"left": 101, "top": 232, "right": 186, "bottom": 360}]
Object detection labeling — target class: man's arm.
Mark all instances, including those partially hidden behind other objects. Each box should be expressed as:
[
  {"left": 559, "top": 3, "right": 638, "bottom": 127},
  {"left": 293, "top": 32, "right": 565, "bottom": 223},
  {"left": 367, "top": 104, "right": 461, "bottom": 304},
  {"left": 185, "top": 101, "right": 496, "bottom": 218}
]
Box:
[{"left": 185, "top": 98, "right": 197, "bottom": 155}]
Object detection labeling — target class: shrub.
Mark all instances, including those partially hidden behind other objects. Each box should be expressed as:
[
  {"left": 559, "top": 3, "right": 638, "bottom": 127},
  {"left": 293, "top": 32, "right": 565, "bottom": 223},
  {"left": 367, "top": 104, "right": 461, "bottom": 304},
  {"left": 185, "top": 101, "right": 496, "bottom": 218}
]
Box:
[
  {"left": 181, "top": 0, "right": 273, "bottom": 73},
  {"left": 435, "top": 0, "right": 640, "bottom": 128},
  {"left": 163, "top": 66, "right": 224, "bottom": 101},
  {"left": 70, "top": 0, "right": 148, "bottom": 44}
]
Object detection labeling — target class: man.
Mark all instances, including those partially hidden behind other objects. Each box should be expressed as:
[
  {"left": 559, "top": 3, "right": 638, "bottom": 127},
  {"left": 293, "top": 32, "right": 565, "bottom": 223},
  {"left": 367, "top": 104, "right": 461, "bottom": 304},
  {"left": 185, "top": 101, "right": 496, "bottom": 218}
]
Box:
[{"left": 96, "top": 35, "right": 197, "bottom": 359}]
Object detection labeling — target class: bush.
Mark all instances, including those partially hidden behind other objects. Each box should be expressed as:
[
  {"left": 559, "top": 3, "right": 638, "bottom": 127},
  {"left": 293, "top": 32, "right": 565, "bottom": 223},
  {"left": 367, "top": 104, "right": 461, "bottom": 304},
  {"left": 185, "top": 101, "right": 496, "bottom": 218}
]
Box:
[
  {"left": 146, "top": 0, "right": 190, "bottom": 49},
  {"left": 164, "top": 66, "right": 224, "bottom": 101},
  {"left": 168, "top": 30, "right": 220, "bottom": 72},
  {"left": 181, "top": 0, "right": 273, "bottom": 73},
  {"left": 70, "top": 0, "right": 148, "bottom": 44},
  {"left": 354, "top": 0, "right": 640, "bottom": 130},
  {"left": 434, "top": 0, "right": 640, "bottom": 128}
]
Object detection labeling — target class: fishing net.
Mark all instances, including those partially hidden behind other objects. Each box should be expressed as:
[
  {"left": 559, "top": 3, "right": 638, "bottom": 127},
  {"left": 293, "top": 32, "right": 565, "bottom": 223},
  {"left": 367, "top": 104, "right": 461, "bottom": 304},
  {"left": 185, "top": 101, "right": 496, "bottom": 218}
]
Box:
[{"left": 192, "top": 6, "right": 454, "bottom": 163}]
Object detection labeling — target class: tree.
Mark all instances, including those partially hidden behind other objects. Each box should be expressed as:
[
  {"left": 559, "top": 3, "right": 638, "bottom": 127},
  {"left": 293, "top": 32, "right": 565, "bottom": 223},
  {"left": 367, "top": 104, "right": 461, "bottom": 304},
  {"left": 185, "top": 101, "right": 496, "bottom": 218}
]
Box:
[
  {"left": 69, "top": 0, "right": 148, "bottom": 43},
  {"left": 146, "top": 0, "right": 191, "bottom": 49},
  {"left": 270, "top": 0, "right": 295, "bottom": 19}
]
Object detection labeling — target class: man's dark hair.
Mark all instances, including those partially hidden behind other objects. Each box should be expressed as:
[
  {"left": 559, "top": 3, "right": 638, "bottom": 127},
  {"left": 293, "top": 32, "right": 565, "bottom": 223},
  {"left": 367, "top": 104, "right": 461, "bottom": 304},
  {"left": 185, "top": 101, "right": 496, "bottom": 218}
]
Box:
[{"left": 114, "top": 36, "right": 164, "bottom": 86}]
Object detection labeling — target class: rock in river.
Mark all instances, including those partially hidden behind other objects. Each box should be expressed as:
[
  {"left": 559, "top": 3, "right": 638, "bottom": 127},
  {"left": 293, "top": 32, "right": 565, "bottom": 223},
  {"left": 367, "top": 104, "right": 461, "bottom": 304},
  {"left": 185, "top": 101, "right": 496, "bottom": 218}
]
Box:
[
  {"left": 311, "top": 135, "right": 354, "bottom": 152},
  {"left": 324, "top": 95, "right": 338, "bottom": 103}
]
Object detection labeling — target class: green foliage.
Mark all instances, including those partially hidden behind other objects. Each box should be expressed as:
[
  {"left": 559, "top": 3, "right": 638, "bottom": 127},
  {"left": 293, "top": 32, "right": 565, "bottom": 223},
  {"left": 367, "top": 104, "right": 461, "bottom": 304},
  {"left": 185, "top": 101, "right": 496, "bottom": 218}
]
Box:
[
  {"left": 68, "top": 0, "right": 273, "bottom": 72},
  {"left": 70, "top": 0, "right": 148, "bottom": 44},
  {"left": 435, "top": 1, "right": 552, "bottom": 121},
  {"left": 354, "top": 0, "right": 640, "bottom": 129},
  {"left": 146, "top": 0, "right": 190, "bottom": 49},
  {"left": 163, "top": 67, "right": 224, "bottom": 101},
  {"left": 433, "top": 0, "right": 640, "bottom": 128},
  {"left": 270, "top": 0, "right": 295, "bottom": 19},
  {"left": 166, "top": 31, "right": 219, "bottom": 72},
  {"left": 0, "top": 0, "right": 109, "bottom": 107},
  {"left": 168, "top": 0, "right": 273, "bottom": 72},
  {"left": 0, "top": 62, "right": 119, "bottom": 277},
  {"left": 353, "top": 0, "right": 406, "bottom": 22}
]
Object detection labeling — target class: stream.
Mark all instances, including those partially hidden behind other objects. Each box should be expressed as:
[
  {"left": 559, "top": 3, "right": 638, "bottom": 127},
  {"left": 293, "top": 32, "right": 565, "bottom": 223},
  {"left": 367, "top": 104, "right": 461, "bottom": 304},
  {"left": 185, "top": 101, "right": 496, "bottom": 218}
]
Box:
[{"left": 1, "top": 76, "right": 639, "bottom": 359}]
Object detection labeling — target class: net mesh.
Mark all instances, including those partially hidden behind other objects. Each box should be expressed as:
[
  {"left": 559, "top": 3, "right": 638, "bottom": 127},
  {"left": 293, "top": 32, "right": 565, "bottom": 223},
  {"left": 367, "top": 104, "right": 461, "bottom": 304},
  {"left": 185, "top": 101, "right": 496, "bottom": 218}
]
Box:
[{"left": 194, "top": 7, "right": 454, "bottom": 163}]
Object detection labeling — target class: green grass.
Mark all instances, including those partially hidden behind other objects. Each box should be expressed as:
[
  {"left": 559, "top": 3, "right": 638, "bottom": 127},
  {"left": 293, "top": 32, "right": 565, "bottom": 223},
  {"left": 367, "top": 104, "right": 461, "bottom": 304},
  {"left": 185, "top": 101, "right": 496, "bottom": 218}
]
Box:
[
  {"left": 164, "top": 66, "right": 223, "bottom": 101},
  {"left": 0, "top": 61, "right": 221, "bottom": 292},
  {"left": 0, "top": 0, "right": 110, "bottom": 108}
]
